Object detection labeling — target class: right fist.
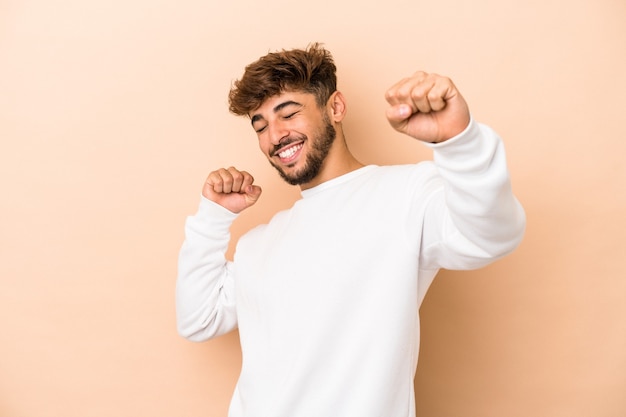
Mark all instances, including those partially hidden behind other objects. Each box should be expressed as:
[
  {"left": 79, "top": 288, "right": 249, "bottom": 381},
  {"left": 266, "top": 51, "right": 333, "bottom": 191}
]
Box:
[{"left": 202, "top": 167, "right": 262, "bottom": 214}]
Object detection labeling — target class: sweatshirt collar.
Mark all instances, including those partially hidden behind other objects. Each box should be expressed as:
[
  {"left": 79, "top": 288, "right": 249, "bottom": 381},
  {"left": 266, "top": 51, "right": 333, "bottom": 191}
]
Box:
[{"left": 300, "top": 165, "right": 377, "bottom": 198}]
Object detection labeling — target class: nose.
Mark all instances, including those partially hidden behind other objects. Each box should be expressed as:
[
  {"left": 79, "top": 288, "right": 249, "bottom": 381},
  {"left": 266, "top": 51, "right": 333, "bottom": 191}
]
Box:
[{"left": 267, "top": 120, "right": 290, "bottom": 145}]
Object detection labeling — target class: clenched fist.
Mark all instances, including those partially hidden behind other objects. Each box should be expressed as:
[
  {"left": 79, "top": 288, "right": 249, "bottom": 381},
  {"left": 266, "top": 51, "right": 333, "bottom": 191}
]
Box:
[
  {"left": 202, "top": 167, "right": 262, "bottom": 214},
  {"left": 385, "top": 71, "right": 471, "bottom": 143}
]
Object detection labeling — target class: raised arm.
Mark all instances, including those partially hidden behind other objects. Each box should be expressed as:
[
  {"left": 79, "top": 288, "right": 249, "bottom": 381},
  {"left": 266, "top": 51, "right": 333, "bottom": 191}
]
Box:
[
  {"left": 386, "top": 72, "right": 526, "bottom": 269},
  {"left": 176, "top": 167, "right": 262, "bottom": 341}
]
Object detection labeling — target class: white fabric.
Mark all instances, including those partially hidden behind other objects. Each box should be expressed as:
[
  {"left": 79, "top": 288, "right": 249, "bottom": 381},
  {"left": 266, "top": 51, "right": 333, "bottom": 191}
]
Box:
[{"left": 176, "top": 119, "right": 526, "bottom": 417}]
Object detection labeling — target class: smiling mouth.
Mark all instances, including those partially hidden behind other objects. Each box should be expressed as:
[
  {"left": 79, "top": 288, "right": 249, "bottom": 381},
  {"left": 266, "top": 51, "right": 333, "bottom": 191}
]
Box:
[
  {"left": 275, "top": 142, "right": 304, "bottom": 162},
  {"left": 279, "top": 143, "right": 303, "bottom": 158}
]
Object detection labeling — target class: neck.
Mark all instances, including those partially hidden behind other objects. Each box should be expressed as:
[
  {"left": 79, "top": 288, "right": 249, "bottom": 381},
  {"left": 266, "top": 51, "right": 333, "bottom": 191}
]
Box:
[{"left": 299, "top": 134, "right": 364, "bottom": 191}]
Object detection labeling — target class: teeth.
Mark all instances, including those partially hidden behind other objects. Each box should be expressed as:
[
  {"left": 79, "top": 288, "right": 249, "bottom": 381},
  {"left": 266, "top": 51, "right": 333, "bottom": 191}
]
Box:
[{"left": 278, "top": 144, "right": 302, "bottom": 159}]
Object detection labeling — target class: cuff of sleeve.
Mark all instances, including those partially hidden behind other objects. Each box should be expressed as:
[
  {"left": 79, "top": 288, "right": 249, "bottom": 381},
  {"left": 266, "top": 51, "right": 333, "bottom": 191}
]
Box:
[
  {"left": 424, "top": 117, "right": 501, "bottom": 173},
  {"left": 424, "top": 116, "right": 477, "bottom": 150},
  {"left": 196, "top": 195, "right": 239, "bottom": 221}
]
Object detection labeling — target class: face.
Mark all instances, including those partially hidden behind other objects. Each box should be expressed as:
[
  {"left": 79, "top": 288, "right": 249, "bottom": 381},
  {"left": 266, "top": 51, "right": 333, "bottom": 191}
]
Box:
[{"left": 250, "top": 92, "right": 336, "bottom": 186}]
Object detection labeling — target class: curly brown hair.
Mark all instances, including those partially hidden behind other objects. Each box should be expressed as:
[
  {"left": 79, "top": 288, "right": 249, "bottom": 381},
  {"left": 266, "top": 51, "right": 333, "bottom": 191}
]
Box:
[{"left": 228, "top": 43, "right": 337, "bottom": 116}]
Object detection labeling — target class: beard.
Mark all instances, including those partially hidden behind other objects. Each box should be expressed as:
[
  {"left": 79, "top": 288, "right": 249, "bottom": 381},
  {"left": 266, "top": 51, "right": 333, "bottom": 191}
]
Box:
[{"left": 269, "top": 115, "right": 337, "bottom": 186}]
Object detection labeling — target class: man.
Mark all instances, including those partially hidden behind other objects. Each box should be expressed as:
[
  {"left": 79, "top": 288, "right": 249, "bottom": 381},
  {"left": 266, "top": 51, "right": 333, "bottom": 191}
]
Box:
[{"left": 176, "top": 43, "right": 525, "bottom": 417}]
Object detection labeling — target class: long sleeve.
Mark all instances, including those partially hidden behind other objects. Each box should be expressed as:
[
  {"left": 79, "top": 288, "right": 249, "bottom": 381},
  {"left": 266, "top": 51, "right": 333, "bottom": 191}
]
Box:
[
  {"left": 176, "top": 196, "right": 239, "bottom": 342},
  {"left": 419, "top": 118, "right": 526, "bottom": 270}
]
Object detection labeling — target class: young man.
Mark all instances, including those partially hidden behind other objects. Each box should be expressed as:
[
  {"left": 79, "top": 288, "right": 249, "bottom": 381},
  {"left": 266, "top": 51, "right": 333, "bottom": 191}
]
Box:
[{"left": 176, "top": 43, "right": 525, "bottom": 417}]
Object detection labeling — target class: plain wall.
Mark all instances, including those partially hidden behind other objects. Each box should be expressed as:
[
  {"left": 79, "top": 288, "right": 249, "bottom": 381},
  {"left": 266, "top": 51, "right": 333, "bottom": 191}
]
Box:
[{"left": 1, "top": 0, "right": 625, "bottom": 416}]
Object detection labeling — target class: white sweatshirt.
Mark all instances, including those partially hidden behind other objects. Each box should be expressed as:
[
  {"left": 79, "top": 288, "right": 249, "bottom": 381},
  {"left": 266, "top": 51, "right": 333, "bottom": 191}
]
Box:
[{"left": 176, "top": 119, "right": 526, "bottom": 417}]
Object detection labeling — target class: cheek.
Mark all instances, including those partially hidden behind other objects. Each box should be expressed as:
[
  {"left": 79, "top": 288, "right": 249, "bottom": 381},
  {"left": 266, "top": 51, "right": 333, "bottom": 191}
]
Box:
[{"left": 258, "top": 136, "right": 272, "bottom": 155}]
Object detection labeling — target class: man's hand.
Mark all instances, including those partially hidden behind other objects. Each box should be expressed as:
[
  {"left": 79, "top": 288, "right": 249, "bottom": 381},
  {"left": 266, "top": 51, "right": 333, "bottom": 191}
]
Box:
[
  {"left": 202, "top": 167, "right": 262, "bottom": 214},
  {"left": 385, "top": 71, "right": 471, "bottom": 143}
]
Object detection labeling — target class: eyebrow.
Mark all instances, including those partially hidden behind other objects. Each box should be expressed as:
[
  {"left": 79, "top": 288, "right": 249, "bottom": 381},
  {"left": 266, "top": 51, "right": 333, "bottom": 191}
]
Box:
[{"left": 250, "top": 100, "right": 303, "bottom": 125}]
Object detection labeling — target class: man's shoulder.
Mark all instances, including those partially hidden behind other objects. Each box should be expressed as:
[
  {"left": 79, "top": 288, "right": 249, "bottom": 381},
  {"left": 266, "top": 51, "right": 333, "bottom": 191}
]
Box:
[
  {"left": 238, "top": 205, "right": 291, "bottom": 241},
  {"left": 367, "top": 161, "right": 438, "bottom": 184}
]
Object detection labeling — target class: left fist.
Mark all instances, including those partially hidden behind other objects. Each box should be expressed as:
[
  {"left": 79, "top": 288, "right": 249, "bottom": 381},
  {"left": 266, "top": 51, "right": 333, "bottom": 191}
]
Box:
[{"left": 385, "top": 71, "right": 471, "bottom": 143}]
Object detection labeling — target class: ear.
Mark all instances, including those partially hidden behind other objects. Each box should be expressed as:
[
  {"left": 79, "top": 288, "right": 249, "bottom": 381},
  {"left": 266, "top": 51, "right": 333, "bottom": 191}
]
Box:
[{"left": 327, "top": 91, "right": 347, "bottom": 122}]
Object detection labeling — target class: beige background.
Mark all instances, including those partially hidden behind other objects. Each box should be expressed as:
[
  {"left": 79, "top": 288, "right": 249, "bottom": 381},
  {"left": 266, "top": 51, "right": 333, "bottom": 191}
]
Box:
[{"left": 1, "top": 0, "right": 625, "bottom": 416}]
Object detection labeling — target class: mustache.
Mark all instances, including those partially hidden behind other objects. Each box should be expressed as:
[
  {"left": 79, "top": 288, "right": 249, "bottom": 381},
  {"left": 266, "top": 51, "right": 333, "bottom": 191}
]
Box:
[{"left": 270, "top": 135, "right": 306, "bottom": 157}]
